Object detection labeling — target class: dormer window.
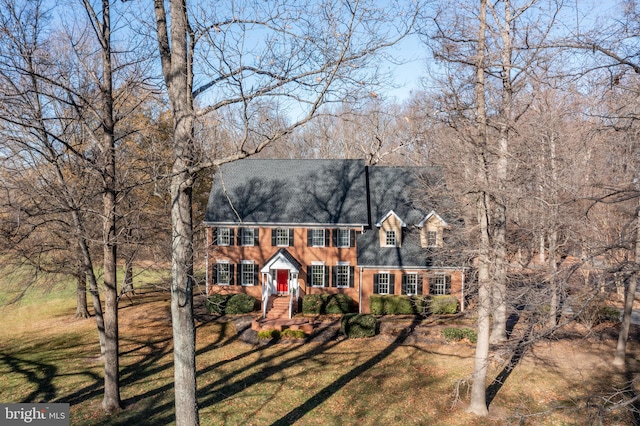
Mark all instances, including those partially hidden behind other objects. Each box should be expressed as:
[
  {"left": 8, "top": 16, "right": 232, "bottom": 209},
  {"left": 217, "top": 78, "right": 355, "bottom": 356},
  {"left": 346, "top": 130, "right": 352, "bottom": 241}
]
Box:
[
  {"left": 385, "top": 231, "right": 397, "bottom": 247},
  {"left": 427, "top": 231, "right": 437, "bottom": 247}
]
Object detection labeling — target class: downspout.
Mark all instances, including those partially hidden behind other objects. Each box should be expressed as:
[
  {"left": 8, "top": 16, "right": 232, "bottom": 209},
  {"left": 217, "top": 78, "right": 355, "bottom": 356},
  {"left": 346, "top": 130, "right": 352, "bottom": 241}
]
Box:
[
  {"left": 205, "top": 229, "right": 209, "bottom": 295},
  {"left": 359, "top": 267, "right": 363, "bottom": 314}
]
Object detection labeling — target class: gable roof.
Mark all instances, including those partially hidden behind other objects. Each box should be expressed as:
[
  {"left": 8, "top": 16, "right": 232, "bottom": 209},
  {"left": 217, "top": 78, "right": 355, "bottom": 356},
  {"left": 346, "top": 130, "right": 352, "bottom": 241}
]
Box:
[{"left": 205, "top": 159, "right": 369, "bottom": 226}]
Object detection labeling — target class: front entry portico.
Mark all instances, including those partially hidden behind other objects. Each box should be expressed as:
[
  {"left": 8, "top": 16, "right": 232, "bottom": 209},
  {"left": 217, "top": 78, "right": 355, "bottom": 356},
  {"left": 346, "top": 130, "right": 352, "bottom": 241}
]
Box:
[{"left": 260, "top": 249, "right": 302, "bottom": 318}]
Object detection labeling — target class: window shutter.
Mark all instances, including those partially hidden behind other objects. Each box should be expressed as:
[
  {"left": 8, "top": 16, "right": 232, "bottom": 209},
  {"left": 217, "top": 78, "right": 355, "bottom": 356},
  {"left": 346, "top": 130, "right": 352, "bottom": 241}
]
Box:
[
  {"left": 332, "top": 266, "right": 337, "bottom": 287},
  {"left": 212, "top": 228, "right": 218, "bottom": 245},
  {"left": 332, "top": 229, "right": 337, "bottom": 247},
  {"left": 307, "top": 229, "right": 313, "bottom": 247},
  {"left": 446, "top": 275, "right": 451, "bottom": 294},
  {"left": 324, "top": 266, "right": 330, "bottom": 287},
  {"left": 271, "top": 229, "right": 277, "bottom": 246},
  {"left": 229, "top": 228, "right": 235, "bottom": 246},
  {"left": 349, "top": 266, "right": 355, "bottom": 287},
  {"left": 253, "top": 264, "right": 259, "bottom": 284},
  {"left": 373, "top": 274, "right": 380, "bottom": 294},
  {"left": 389, "top": 274, "right": 395, "bottom": 294},
  {"left": 254, "top": 228, "right": 260, "bottom": 246},
  {"left": 288, "top": 229, "right": 294, "bottom": 246},
  {"left": 417, "top": 275, "right": 423, "bottom": 295},
  {"left": 236, "top": 228, "right": 242, "bottom": 245},
  {"left": 212, "top": 264, "right": 218, "bottom": 284},
  {"left": 325, "top": 229, "right": 331, "bottom": 246},
  {"left": 401, "top": 274, "right": 408, "bottom": 295},
  {"left": 349, "top": 230, "right": 355, "bottom": 247},
  {"left": 229, "top": 264, "right": 235, "bottom": 285}
]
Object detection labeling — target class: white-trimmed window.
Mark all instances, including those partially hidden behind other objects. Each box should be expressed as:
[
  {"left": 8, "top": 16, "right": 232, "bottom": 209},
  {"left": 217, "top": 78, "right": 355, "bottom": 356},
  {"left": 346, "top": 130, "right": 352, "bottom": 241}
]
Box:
[
  {"left": 374, "top": 272, "right": 392, "bottom": 294},
  {"left": 241, "top": 228, "right": 256, "bottom": 246},
  {"left": 385, "top": 230, "right": 397, "bottom": 247},
  {"left": 311, "top": 229, "right": 325, "bottom": 247},
  {"left": 404, "top": 273, "right": 418, "bottom": 296},
  {"left": 336, "top": 229, "right": 351, "bottom": 248},
  {"left": 241, "top": 261, "right": 256, "bottom": 286},
  {"left": 309, "top": 262, "right": 327, "bottom": 287},
  {"left": 217, "top": 227, "right": 232, "bottom": 246},
  {"left": 334, "top": 262, "right": 351, "bottom": 288},
  {"left": 216, "top": 261, "right": 232, "bottom": 285},
  {"left": 272, "top": 228, "right": 293, "bottom": 246},
  {"left": 427, "top": 230, "right": 438, "bottom": 247},
  {"left": 431, "top": 273, "right": 451, "bottom": 295}
]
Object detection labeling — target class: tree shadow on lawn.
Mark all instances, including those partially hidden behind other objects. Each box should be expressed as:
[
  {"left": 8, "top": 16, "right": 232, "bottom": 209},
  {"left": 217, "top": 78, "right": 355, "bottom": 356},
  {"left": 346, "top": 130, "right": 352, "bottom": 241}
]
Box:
[{"left": 0, "top": 352, "right": 57, "bottom": 403}]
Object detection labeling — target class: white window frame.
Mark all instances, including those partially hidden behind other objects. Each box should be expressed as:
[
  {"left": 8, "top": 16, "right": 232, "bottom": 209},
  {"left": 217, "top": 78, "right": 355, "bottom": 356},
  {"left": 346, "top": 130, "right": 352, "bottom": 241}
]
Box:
[
  {"left": 433, "top": 273, "right": 448, "bottom": 295},
  {"left": 276, "top": 228, "right": 290, "bottom": 246},
  {"left": 377, "top": 272, "right": 390, "bottom": 295},
  {"left": 427, "top": 230, "right": 438, "bottom": 247},
  {"left": 241, "top": 228, "right": 255, "bottom": 246},
  {"left": 405, "top": 273, "right": 418, "bottom": 296},
  {"left": 311, "top": 229, "right": 325, "bottom": 247},
  {"left": 217, "top": 261, "right": 231, "bottom": 285},
  {"left": 336, "top": 229, "right": 351, "bottom": 248},
  {"left": 241, "top": 261, "right": 255, "bottom": 286},
  {"left": 217, "top": 227, "right": 232, "bottom": 246},
  {"left": 385, "top": 230, "right": 397, "bottom": 247},
  {"left": 310, "top": 262, "right": 325, "bottom": 287},
  {"left": 335, "top": 262, "right": 350, "bottom": 288}
]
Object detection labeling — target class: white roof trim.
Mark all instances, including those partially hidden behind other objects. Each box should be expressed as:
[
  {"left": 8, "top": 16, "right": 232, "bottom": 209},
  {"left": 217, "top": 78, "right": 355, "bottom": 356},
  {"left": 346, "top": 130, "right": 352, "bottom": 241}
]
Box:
[
  {"left": 375, "top": 210, "right": 407, "bottom": 228},
  {"left": 417, "top": 210, "right": 448, "bottom": 227},
  {"left": 260, "top": 252, "right": 299, "bottom": 273}
]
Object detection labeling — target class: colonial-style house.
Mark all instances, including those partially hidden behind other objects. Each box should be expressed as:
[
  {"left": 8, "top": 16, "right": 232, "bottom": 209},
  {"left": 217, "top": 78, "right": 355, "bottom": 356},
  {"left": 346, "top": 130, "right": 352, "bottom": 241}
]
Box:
[{"left": 204, "top": 158, "right": 466, "bottom": 317}]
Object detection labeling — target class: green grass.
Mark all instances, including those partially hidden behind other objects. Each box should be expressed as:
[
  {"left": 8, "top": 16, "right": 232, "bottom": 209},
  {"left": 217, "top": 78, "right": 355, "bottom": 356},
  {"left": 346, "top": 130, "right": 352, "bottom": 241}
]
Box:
[{"left": 1, "top": 269, "right": 639, "bottom": 425}]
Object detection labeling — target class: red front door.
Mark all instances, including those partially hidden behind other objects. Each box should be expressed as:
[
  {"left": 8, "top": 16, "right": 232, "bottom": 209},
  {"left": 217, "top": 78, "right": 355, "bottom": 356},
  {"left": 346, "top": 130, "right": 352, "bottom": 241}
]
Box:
[{"left": 276, "top": 269, "right": 289, "bottom": 293}]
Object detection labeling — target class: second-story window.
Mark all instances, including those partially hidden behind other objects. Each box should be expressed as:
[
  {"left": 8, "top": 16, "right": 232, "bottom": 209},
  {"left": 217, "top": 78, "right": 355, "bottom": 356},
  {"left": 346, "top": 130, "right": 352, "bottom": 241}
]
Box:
[
  {"left": 272, "top": 228, "right": 293, "bottom": 246},
  {"left": 335, "top": 229, "right": 353, "bottom": 248},
  {"left": 241, "top": 228, "right": 258, "bottom": 246},
  {"left": 310, "top": 229, "right": 325, "bottom": 247},
  {"left": 217, "top": 227, "right": 232, "bottom": 246}
]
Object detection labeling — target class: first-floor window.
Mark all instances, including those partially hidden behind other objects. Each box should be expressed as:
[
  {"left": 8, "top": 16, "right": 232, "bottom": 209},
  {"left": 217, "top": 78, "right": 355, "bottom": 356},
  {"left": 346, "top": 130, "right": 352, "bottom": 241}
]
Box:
[
  {"left": 241, "top": 261, "right": 256, "bottom": 286},
  {"left": 216, "top": 262, "right": 232, "bottom": 285},
  {"left": 309, "top": 263, "right": 327, "bottom": 287},
  {"left": 333, "top": 263, "right": 353, "bottom": 288},
  {"left": 403, "top": 273, "right": 419, "bottom": 296},
  {"left": 374, "top": 272, "right": 394, "bottom": 294},
  {"left": 431, "top": 274, "right": 451, "bottom": 295}
]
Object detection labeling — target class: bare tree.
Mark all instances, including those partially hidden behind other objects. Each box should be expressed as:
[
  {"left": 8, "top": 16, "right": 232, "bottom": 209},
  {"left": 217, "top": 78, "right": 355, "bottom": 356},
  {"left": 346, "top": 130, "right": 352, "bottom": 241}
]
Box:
[{"left": 150, "top": 0, "right": 416, "bottom": 423}]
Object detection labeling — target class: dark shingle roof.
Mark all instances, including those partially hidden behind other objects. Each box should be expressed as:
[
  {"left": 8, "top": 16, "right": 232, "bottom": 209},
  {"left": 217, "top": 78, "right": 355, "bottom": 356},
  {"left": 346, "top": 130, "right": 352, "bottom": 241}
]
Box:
[
  {"left": 356, "top": 166, "right": 437, "bottom": 267},
  {"left": 204, "top": 159, "right": 369, "bottom": 226}
]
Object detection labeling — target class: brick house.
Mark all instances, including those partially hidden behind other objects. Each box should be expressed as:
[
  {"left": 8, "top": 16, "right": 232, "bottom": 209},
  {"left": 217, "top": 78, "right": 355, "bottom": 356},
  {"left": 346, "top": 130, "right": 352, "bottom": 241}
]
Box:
[{"left": 204, "top": 159, "right": 466, "bottom": 316}]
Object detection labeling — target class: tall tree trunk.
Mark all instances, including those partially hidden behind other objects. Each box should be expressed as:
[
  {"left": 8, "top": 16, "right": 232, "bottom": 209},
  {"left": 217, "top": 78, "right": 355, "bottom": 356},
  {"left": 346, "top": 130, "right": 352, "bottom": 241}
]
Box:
[
  {"left": 614, "top": 200, "right": 640, "bottom": 366},
  {"left": 75, "top": 261, "right": 90, "bottom": 319},
  {"left": 98, "top": 0, "right": 121, "bottom": 411},
  {"left": 154, "top": 0, "right": 200, "bottom": 423},
  {"left": 547, "top": 229, "right": 559, "bottom": 329},
  {"left": 468, "top": 0, "right": 490, "bottom": 415},
  {"left": 489, "top": 0, "right": 513, "bottom": 345}
]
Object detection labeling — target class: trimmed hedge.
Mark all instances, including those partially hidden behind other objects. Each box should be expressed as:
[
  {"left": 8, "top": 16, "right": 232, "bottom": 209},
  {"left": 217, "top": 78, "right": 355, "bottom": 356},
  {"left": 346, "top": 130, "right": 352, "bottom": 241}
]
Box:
[
  {"left": 302, "top": 293, "right": 355, "bottom": 315},
  {"left": 205, "top": 293, "right": 256, "bottom": 315},
  {"left": 341, "top": 314, "right": 378, "bottom": 338},
  {"left": 442, "top": 327, "right": 477, "bottom": 343},
  {"left": 429, "top": 295, "right": 458, "bottom": 315},
  {"left": 369, "top": 295, "right": 426, "bottom": 315}
]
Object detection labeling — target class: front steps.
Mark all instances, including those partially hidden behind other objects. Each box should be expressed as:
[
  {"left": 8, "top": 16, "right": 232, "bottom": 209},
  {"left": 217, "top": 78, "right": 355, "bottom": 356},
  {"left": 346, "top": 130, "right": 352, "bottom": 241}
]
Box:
[{"left": 252, "top": 295, "right": 314, "bottom": 332}]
